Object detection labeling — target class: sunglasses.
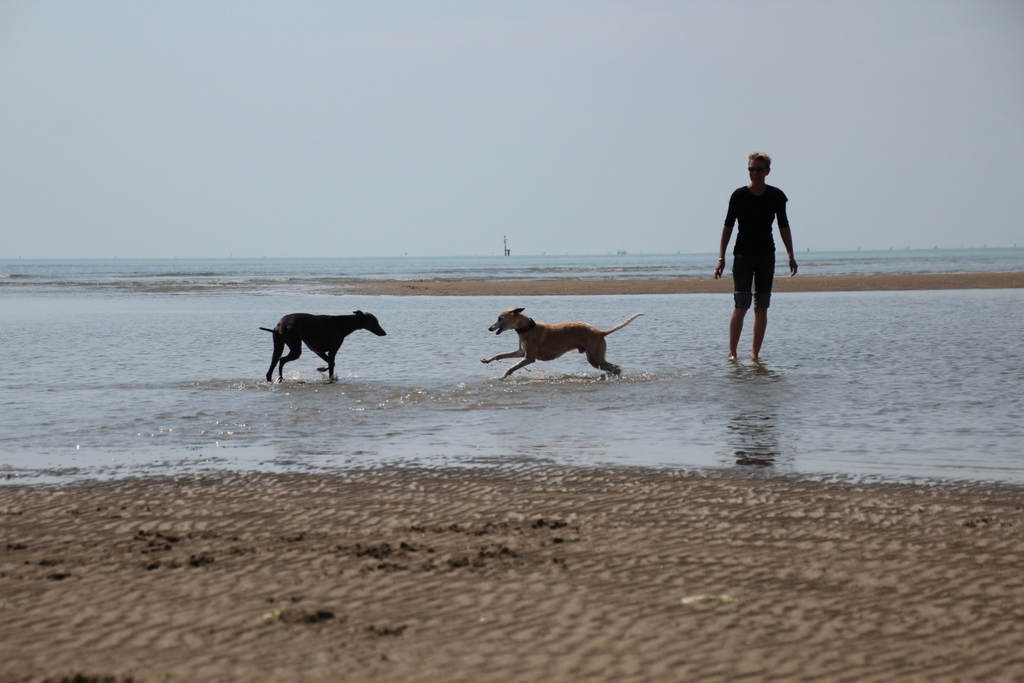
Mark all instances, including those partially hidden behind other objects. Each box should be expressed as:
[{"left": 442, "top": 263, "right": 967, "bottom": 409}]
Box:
[{"left": 748, "top": 166, "right": 767, "bottom": 172}]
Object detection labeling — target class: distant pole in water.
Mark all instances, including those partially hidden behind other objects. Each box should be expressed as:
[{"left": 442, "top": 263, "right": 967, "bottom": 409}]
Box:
[{"left": 504, "top": 236, "right": 510, "bottom": 256}]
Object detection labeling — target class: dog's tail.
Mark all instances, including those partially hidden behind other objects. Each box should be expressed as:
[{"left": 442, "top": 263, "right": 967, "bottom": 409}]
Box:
[
  {"left": 259, "top": 327, "right": 275, "bottom": 333},
  {"left": 603, "top": 313, "right": 644, "bottom": 335}
]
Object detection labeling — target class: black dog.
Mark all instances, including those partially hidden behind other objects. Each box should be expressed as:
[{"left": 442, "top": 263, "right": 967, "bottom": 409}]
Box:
[{"left": 261, "top": 311, "right": 386, "bottom": 382}]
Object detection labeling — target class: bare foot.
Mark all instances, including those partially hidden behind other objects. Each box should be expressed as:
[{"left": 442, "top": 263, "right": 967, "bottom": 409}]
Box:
[{"left": 728, "top": 352, "right": 739, "bottom": 361}]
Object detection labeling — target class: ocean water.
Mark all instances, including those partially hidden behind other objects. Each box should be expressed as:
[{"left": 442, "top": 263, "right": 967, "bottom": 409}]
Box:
[
  {"left": 4, "top": 248, "right": 1024, "bottom": 291},
  {"left": 2, "top": 251, "right": 1022, "bottom": 486}
]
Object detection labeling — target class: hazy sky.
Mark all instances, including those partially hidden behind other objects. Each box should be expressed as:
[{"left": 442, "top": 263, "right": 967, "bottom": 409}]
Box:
[{"left": 2, "top": 0, "right": 1021, "bottom": 259}]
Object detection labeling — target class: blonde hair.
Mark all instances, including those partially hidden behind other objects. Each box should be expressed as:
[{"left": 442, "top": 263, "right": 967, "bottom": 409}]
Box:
[{"left": 748, "top": 151, "right": 772, "bottom": 169}]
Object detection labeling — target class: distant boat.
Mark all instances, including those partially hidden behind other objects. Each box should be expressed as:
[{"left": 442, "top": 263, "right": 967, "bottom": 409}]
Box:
[{"left": 617, "top": 250, "right": 628, "bottom": 255}]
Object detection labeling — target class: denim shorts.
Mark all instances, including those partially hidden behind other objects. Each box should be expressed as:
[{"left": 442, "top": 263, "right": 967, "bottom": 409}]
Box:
[{"left": 732, "top": 254, "right": 775, "bottom": 309}]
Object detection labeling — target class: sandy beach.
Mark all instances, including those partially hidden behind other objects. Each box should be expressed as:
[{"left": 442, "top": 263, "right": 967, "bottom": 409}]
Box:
[
  {"left": 328, "top": 271, "right": 1024, "bottom": 296},
  {"left": 2, "top": 469, "right": 1023, "bottom": 683}
]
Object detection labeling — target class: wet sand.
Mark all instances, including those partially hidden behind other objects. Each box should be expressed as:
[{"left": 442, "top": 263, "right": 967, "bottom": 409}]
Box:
[
  {"left": 3, "top": 469, "right": 1023, "bottom": 682},
  {"left": 329, "top": 271, "right": 1024, "bottom": 296}
]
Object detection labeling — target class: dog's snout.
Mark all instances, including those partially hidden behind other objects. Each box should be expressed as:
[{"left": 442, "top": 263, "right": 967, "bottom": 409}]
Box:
[{"left": 366, "top": 316, "right": 387, "bottom": 336}]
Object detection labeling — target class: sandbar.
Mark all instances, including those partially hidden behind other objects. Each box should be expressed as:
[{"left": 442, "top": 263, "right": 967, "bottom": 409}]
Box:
[{"left": 327, "top": 271, "right": 1024, "bottom": 296}]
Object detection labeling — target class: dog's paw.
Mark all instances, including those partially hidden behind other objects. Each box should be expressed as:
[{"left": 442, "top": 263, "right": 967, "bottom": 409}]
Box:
[{"left": 480, "top": 358, "right": 490, "bottom": 364}]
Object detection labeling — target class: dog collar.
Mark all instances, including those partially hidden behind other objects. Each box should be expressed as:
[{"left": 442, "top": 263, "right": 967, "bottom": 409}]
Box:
[{"left": 517, "top": 318, "right": 537, "bottom": 334}]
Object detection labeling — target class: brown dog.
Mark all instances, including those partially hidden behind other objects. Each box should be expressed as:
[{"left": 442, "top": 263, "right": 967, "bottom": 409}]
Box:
[{"left": 481, "top": 307, "right": 643, "bottom": 378}]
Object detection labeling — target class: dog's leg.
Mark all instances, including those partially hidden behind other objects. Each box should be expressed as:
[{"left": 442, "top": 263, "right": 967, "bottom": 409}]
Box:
[
  {"left": 320, "top": 339, "right": 345, "bottom": 381},
  {"left": 266, "top": 334, "right": 285, "bottom": 382},
  {"left": 300, "top": 338, "right": 334, "bottom": 376},
  {"left": 310, "top": 350, "right": 332, "bottom": 374},
  {"left": 276, "top": 340, "right": 303, "bottom": 381},
  {"left": 307, "top": 334, "right": 347, "bottom": 380},
  {"left": 502, "top": 357, "right": 535, "bottom": 378},
  {"left": 481, "top": 349, "right": 525, "bottom": 364},
  {"left": 586, "top": 339, "right": 622, "bottom": 375},
  {"left": 585, "top": 339, "right": 606, "bottom": 370},
  {"left": 325, "top": 348, "right": 339, "bottom": 381}
]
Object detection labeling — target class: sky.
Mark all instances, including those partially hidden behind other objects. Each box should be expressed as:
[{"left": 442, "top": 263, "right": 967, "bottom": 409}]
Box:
[{"left": 1, "top": 0, "right": 1022, "bottom": 259}]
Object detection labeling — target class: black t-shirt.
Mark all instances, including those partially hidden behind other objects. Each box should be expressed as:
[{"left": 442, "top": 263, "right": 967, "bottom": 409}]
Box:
[{"left": 724, "top": 186, "right": 789, "bottom": 256}]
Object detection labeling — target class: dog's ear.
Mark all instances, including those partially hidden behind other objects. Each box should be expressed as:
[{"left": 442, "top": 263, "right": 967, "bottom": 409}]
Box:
[
  {"left": 353, "top": 310, "right": 364, "bottom": 316},
  {"left": 512, "top": 307, "right": 525, "bottom": 314}
]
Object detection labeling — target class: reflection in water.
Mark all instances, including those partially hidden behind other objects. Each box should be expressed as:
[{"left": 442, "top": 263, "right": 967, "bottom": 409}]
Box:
[
  {"left": 725, "top": 361, "right": 785, "bottom": 467},
  {"left": 727, "top": 411, "right": 781, "bottom": 466}
]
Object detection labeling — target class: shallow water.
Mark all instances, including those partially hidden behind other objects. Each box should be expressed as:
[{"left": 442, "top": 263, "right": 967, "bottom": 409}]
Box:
[{"left": 2, "top": 285, "right": 1022, "bottom": 486}]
